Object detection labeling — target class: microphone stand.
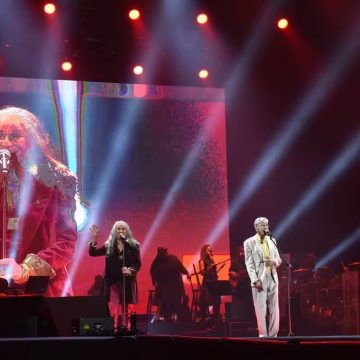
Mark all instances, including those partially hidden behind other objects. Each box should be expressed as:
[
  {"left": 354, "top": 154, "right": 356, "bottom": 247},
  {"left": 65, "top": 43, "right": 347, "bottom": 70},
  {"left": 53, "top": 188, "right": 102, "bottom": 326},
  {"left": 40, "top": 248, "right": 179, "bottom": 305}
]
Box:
[
  {"left": 1, "top": 164, "right": 9, "bottom": 259},
  {"left": 268, "top": 233, "right": 294, "bottom": 336},
  {"left": 121, "top": 236, "right": 128, "bottom": 332}
]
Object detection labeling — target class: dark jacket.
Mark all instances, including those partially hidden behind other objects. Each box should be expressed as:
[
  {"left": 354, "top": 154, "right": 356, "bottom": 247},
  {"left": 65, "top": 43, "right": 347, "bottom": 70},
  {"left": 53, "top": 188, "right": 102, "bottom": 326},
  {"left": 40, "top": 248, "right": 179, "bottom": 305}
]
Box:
[
  {"left": 89, "top": 239, "right": 141, "bottom": 304},
  {"left": 2, "top": 175, "right": 78, "bottom": 297},
  {"left": 150, "top": 254, "right": 188, "bottom": 298}
]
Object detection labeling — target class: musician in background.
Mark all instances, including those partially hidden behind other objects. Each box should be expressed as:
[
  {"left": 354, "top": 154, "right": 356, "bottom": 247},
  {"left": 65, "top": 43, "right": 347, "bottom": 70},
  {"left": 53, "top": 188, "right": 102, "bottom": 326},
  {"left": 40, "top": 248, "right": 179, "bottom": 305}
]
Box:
[
  {"left": 198, "top": 244, "right": 221, "bottom": 321},
  {"left": 228, "top": 245, "right": 248, "bottom": 302},
  {"left": 150, "top": 247, "right": 190, "bottom": 322}
]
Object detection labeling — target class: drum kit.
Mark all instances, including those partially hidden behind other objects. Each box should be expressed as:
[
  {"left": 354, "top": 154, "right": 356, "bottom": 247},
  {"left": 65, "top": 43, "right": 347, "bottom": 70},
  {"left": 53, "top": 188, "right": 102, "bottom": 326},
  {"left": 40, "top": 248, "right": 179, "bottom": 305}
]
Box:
[
  {"left": 290, "top": 261, "right": 360, "bottom": 329},
  {"left": 291, "top": 266, "right": 337, "bottom": 289}
]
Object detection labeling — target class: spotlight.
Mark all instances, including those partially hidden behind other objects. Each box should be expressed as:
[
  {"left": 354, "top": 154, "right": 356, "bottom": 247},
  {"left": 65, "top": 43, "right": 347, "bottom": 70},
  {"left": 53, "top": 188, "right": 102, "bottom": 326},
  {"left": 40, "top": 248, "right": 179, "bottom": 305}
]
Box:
[
  {"left": 133, "top": 65, "right": 144, "bottom": 75},
  {"left": 129, "top": 9, "right": 140, "bottom": 20},
  {"left": 277, "top": 18, "right": 289, "bottom": 29},
  {"left": 197, "top": 13, "right": 208, "bottom": 25},
  {"left": 44, "top": 3, "right": 56, "bottom": 15},
  {"left": 198, "top": 69, "right": 209, "bottom": 79},
  {"left": 74, "top": 200, "right": 89, "bottom": 232},
  {"left": 61, "top": 61, "right": 72, "bottom": 71}
]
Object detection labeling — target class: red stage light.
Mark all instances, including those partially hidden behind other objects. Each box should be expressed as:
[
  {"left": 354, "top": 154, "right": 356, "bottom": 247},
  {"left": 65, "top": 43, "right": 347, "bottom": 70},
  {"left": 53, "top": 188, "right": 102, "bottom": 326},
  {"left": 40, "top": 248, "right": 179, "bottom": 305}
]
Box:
[
  {"left": 134, "top": 84, "right": 147, "bottom": 98},
  {"left": 62, "top": 61, "right": 72, "bottom": 71},
  {"left": 44, "top": 3, "right": 56, "bottom": 15},
  {"left": 277, "top": 18, "right": 289, "bottom": 29},
  {"left": 133, "top": 65, "right": 144, "bottom": 75},
  {"left": 198, "top": 69, "right": 209, "bottom": 79},
  {"left": 129, "top": 9, "right": 140, "bottom": 20},
  {"left": 197, "top": 13, "right": 208, "bottom": 25}
]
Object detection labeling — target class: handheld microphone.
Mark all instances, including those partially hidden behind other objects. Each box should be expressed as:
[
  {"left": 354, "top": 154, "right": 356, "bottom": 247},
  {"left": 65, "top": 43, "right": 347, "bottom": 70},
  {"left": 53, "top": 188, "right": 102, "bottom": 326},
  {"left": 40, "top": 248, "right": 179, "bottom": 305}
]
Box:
[
  {"left": 119, "top": 233, "right": 126, "bottom": 240},
  {"left": 265, "top": 230, "right": 272, "bottom": 237},
  {"left": 0, "top": 149, "right": 11, "bottom": 173}
]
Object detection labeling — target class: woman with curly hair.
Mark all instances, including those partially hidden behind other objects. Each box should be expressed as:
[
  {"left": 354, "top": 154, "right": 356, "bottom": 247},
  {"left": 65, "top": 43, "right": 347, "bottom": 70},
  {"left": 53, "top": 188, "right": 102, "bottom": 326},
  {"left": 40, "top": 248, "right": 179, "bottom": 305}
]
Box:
[{"left": 89, "top": 220, "right": 141, "bottom": 331}]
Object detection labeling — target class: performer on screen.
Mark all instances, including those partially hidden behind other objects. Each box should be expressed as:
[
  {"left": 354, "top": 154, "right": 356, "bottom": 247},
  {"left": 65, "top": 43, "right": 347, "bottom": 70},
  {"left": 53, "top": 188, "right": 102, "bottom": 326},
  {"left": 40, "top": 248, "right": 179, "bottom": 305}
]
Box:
[{"left": 0, "top": 106, "right": 78, "bottom": 296}]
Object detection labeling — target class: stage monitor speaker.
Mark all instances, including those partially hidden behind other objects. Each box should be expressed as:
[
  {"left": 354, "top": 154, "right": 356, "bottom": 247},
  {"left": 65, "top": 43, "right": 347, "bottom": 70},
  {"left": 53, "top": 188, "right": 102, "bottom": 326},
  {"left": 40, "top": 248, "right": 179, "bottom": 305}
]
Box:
[
  {"left": 73, "top": 317, "right": 114, "bottom": 336},
  {"left": 0, "top": 316, "right": 38, "bottom": 337},
  {"left": 0, "top": 295, "right": 109, "bottom": 336}
]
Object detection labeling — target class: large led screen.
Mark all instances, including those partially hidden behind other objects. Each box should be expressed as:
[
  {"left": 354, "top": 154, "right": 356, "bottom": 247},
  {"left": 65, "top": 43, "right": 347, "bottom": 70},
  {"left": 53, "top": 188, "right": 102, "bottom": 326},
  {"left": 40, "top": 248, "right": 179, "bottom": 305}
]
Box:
[{"left": 0, "top": 77, "right": 229, "bottom": 312}]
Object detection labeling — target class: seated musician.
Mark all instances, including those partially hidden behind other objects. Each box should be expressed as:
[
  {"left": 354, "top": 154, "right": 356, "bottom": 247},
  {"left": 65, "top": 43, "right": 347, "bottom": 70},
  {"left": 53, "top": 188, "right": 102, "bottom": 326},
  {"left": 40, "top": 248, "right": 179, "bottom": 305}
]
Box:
[{"left": 228, "top": 245, "right": 248, "bottom": 302}]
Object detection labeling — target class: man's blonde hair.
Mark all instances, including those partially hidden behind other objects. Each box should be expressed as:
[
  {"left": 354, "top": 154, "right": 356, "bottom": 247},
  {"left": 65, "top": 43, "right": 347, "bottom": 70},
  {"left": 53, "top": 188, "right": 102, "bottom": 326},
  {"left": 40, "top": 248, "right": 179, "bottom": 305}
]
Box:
[{"left": 254, "top": 217, "right": 268, "bottom": 229}]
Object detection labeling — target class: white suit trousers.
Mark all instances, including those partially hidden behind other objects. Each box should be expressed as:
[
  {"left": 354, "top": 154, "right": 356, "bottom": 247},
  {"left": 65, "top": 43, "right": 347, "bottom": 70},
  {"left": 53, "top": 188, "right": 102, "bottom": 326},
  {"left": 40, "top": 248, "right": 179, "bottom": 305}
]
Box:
[{"left": 251, "top": 271, "right": 279, "bottom": 337}]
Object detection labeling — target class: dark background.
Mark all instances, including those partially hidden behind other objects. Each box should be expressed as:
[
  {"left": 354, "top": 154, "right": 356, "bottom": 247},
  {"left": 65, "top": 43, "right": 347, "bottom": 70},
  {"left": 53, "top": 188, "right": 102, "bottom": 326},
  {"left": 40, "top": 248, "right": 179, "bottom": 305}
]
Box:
[{"left": 1, "top": 0, "right": 360, "bottom": 272}]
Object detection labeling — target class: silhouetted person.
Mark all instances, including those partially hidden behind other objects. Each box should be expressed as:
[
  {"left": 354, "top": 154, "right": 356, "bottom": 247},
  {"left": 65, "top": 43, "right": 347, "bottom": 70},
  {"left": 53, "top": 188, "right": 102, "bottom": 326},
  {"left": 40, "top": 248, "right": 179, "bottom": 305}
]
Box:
[
  {"left": 229, "top": 245, "right": 248, "bottom": 301},
  {"left": 150, "top": 247, "right": 190, "bottom": 322},
  {"left": 228, "top": 245, "right": 254, "bottom": 321}
]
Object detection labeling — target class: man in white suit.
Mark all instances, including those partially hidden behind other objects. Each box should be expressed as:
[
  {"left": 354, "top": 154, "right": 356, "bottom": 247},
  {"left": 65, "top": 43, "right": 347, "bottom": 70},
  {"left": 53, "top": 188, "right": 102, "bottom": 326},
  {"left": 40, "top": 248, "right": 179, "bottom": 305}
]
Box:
[{"left": 244, "top": 217, "right": 282, "bottom": 337}]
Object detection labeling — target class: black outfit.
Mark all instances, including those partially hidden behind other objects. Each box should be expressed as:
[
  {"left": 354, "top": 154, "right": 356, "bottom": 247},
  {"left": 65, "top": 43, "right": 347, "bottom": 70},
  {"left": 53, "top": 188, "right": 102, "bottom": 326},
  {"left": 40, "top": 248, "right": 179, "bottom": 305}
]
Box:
[
  {"left": 200, "top": 256, "right": 220, "bottom": 319},
  {"left": 228, "top": 257, "right": 248, "bottom": 302},
  {"left": 229, "top": 257, "right": 255, "bottom": 322},
  {"left": 89, "top": 239, "right": 141, "bottom": 304},
  {"left": 150, "top": 253, "right": 189, "bottom": 321}
]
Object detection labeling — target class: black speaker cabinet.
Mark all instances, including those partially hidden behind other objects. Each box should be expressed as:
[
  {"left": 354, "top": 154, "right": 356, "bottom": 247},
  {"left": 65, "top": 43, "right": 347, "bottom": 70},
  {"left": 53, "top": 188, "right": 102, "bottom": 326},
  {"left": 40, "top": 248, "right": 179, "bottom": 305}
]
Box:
[{"left": 225, "top": 301, "right": 254, "bottom": 321}]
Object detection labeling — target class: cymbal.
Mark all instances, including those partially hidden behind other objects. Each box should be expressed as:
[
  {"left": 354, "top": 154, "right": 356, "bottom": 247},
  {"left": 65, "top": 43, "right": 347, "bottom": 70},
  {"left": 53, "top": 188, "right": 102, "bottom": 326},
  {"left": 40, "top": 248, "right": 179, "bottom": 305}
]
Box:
[
  {"left": 315, "top": 266, "right": 331, "bottom": 271},
  {"left": 348, "top": 261, "right": 360, "bottom": 266},
  {"left": 348, "top": 262, "right": 360, "bottom": 269},
  {"left": 293, "top": 268, "right": 311, "bottom": 273}
]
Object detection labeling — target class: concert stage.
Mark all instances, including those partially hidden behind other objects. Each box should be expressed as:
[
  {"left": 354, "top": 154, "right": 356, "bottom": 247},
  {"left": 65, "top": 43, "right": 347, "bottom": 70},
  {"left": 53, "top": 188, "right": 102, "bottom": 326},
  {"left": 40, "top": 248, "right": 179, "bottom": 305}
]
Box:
[
  {"left": 0, "top": 335, "right": 359, "bottom": 360},
  {"left": 0, "top": 295, "right": 358, "bottom": 358}
]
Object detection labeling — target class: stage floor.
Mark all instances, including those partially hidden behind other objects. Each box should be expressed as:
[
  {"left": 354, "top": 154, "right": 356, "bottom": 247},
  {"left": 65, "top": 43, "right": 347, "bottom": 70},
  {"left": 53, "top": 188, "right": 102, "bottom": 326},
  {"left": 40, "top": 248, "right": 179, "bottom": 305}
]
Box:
[{"left": 0, "top": 335, "right": 359, "bottom": 359}]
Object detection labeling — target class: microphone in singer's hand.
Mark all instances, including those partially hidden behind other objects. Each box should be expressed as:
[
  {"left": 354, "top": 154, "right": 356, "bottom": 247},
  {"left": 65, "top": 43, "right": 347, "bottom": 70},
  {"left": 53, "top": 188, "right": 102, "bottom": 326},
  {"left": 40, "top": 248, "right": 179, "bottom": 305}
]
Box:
[
  {"left": 265, "top": 230, "right": 272, "bottom": 236},
  {"left": 119, "top": 233, "right": 126, "bottom": 240},
  {"left": 0, "top": 149, "right": 11, "bottom": 173}
]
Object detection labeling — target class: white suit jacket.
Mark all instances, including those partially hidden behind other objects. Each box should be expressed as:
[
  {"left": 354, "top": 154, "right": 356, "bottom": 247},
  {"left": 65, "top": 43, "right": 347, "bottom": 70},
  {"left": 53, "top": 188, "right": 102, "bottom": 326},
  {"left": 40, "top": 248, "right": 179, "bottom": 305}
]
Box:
[{"left": 244, "top": 234, "right": 282, "bottom": 286}]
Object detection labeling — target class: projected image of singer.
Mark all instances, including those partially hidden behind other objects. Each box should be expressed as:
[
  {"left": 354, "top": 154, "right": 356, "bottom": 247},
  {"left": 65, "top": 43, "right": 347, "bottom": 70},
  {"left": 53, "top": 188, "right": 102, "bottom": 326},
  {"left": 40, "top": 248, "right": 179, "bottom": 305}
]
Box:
[
  {"left": 89, "top": 221, "right": 141, "bottom": 331},
  {"left": 0, "top": 106, "right": 78, "bottom": 296},
  {"left": 244, "top": 217, "right": 282, "bottom": 337}
]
